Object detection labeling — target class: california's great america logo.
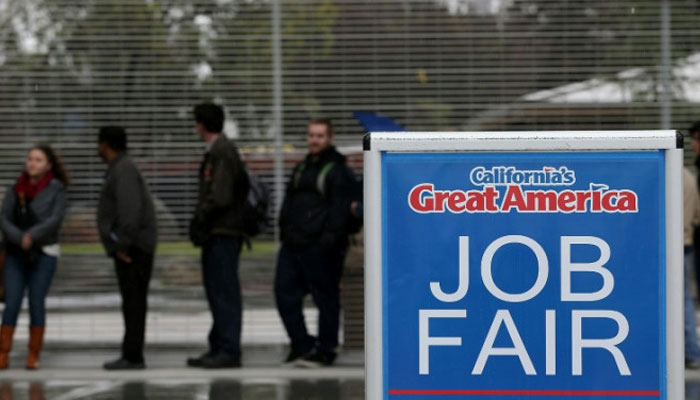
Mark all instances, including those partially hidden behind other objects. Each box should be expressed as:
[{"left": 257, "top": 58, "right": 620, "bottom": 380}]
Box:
[{"left": 408, "top": 166, "right": 638, "bottom": 214}]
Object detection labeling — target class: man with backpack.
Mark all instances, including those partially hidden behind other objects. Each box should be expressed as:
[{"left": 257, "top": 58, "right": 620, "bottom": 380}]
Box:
[
  {"left": 187, "top": 102, "right": 249, "bottom": 369},
  {"left": 275, "top": 118, "right": 354, "bottom": 367}
]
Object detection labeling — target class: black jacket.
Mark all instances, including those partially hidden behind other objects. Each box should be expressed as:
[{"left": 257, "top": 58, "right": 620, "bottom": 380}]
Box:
[
  {"left": 279, "top": 146, "right": 353, "bottom": 249},
  {"left": 696, "top": 156, "right": 700, "bottom": 191},
  {"left": 191, "top": 135, "right": 248, "bottom": 243},
  {"left": 97, "top": 154, "right": 158, "bottom": 256}
]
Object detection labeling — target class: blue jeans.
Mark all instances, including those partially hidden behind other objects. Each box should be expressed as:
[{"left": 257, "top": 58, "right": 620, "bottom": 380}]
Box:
[
  {"left": 2, "top": 253, "right": 57, "bottom": 326},
  {"left": 202, "top": 235, "right": 242, "bottom": 359},
  {"left": 685, "top": 247, "right": 700, "bottom": 361}
]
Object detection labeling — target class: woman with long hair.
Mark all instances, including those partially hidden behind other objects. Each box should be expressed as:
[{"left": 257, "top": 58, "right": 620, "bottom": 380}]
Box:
[{"left": 0, "top": 144, "right": 69, "bottom": 370}]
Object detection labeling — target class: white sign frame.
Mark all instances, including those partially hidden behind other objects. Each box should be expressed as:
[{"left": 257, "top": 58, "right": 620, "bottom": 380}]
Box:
[{"left": 363, "top": 130, "right": 683, "bottom": 400}]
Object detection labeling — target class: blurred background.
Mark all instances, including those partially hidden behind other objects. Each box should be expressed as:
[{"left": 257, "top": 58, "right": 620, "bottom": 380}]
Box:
[{"left": 0, "top": 0, "right": 699, "bottom": 353}]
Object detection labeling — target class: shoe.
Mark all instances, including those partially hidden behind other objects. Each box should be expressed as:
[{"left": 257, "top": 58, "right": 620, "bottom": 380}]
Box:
[
  {"left": 0, "top": 326, "right": 15, "bottom": 370},
  {"left": 103, "top": 358, "right": 146, "bottom": 370},
  {"left": 187, "top": 351, "right": 213, "bottom": 368},
  {"left": 201, "top": 353, "right": 241, "bottom": 369},
  {"left": 687, "top": 359, "right": 700, "bottom": 369},
  {"left": 296, "top": 350, "right": 337, "bottom": 368},
  {"left": 283, "top": 348, "right": 311, "bottom": 366},
  {"left": 25, "top": 326, "right": 45, "bottom": 370}
]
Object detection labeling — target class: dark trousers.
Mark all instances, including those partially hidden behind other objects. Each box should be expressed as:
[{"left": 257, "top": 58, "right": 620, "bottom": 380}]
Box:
[
  {"left": 275, "top": 244, "right": 343, "bottom": 354},
  {"left": 202, "top": 235, "right": 242, "bottom": 359},
  {"left": 115, "top": 247, "right": 153, "bottom": 363}
]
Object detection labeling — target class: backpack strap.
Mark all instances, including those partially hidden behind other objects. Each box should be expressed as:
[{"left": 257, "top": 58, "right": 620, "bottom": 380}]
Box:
[
  {"left": 293, "top": 161, "right": 336, "bottom": 196},
  {"left": 317, "top": 162, "right": 336, "bottom": 196},
  {"left": 293, "top": 162, "right": 307, "bottom": 189}
]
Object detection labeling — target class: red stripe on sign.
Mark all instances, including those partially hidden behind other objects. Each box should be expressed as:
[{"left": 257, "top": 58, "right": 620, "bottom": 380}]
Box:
[{"left": 388, "top": 389, "right": 660, "bottom": 397}]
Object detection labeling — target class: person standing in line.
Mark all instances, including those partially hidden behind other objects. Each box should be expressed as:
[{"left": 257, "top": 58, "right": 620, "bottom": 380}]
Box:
[
  {"left": 97, "top": 126, "right": 157, "bottom": 370},
  {"left": 684, "top": 166, "right": 700, "bottom": 369},
  {"left": 0, "top": 144, "right": 69, "bottom": 370},
  {"left": 275, "top": 118, "right": 354, "bottom": 367},
  {"left": 186, "top": 102, "right": 248, "bottom": 369},
  {"left": 689, "top": 122, "right": 700, "bottom": 301}
]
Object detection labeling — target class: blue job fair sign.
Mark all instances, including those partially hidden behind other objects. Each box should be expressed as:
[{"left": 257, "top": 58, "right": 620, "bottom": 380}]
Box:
[{"left": 382, "top": 152, "right": 666, "bottom": 399}]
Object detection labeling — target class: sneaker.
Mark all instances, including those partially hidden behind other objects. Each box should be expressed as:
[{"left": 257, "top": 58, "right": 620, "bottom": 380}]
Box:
[
  {"left": 283, "top": 348, "right": 311, "bottom": 366},
  {"left": 296, "top": 350, "right": 337, "bottom": 368},
  {"left": 103, "top": 358, "right": 146, "bottom": 370},
  {"left": 200, "top": 353, "right": 241, "bottom": 369},
  {"left": 187, "top": 351, "right": 213, "bottom": 368}
]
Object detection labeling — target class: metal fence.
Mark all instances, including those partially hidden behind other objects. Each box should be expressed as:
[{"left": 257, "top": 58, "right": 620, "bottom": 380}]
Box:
[{"left": 1, "top": 0, "right": 700, "bottom": 348}]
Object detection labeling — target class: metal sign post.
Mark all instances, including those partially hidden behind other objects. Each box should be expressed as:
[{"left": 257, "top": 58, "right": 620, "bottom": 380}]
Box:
[{"left": 364, "top": 131, "right": 683, "bottom": 400}]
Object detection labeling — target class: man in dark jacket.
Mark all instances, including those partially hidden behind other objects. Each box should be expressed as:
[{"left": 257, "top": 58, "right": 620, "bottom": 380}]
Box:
[
  {"left": 96, "top": 126, "right": 157, "bottom": 370},
  {"left": 186, "top": 102, "right": 248, "bottom": 369},
  {"left": 691, "top": 121, "right": 700, "bottom": 301},
  {"left": 276, "top": 118, "right": 353, "bottom": 367}
]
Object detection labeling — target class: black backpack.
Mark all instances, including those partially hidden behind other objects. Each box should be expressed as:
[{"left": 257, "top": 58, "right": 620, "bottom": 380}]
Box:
[{"left": 240, "top": 167, "right": 272, "bottom": 238}]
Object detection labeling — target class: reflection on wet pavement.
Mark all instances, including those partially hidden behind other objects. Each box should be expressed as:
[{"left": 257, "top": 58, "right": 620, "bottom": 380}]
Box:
[
  {"left": 0, "top": 379, "right": 364, "bottom": 400},
  {"left": 689, "top": 380, "right": 700, "bottom": 400},
  {"left": 9, "top": 380, "right": 700, "bottom": 399}
]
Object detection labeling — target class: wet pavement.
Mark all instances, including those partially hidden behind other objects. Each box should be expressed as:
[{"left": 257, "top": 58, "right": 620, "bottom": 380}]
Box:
[
  {"left": 0, "top": 342, "right": 698, "bottom": 399},
  {"left": 0, "top": 346, "right": 365, "bottom": 399},
  {"left": 0, "top": 379, "right": 364, "bottom": 399},
  {"left": 0, "top": 353, "right": 699, "bottom": 400},
  {"left": 6, "top": 378, "right": 700, "bottom": 399}
]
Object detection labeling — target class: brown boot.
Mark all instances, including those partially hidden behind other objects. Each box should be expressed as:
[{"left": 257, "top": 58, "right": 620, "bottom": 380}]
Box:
[
  {"left": 0, "top": 326, "right": 15, "bottom": 369},
  {"left": 0, "top": 383, "right": 12, "bottom": 400},
  {"left": 25, "top": 326, "right": 44, "bottom": 370}
]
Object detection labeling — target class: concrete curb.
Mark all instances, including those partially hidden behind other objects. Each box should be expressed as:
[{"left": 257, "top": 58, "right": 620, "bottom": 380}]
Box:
[{"left": 0, "top": 367, "right": 365, "bottom": 381}]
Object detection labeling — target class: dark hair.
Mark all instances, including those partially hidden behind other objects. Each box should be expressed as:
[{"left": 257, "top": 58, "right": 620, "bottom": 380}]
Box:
[
  {"left": 193, "top": 102, "right": 225, "bottom": 133},
  {"left": 98, "top": 126, "right": 128, "bottom": 152},
  {"left": 32, "top": 143, "right": 70, "bottom": 186},
  {"left": 689, "top": 121, "right": 700, "bottom": 136},
  {"left": 308, "top": 118, "right": 334, "bottom": 136}
]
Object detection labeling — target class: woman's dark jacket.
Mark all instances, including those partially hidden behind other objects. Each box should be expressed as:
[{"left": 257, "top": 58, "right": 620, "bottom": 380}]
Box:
[{"left": 0, "top": 179, "right": 67, "bottom": 249}]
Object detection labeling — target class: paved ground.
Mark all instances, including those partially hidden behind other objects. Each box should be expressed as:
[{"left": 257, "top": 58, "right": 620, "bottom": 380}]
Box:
[
  {"left": 9, "top": 307, "right": 316, "bottom": 345},
  {"left": 0, "top": 346, "right": 364, "bottom": 399},
  {"left": 2, "top": 347, "right": 700, "bottom": 399},
  {"left": 0, "top": 345, "right": 364, "bottom": 372},
  {"left": 0, "top": 377, "right": 365, "bottom": 399}
]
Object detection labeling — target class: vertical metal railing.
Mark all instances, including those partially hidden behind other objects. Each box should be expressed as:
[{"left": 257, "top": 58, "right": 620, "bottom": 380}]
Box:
[
  {"left": 272, "top": 0, "right": 285, "bottom": 245},
  {"left": 660, "top": 0, "right": 673, "bottom": 130}
]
